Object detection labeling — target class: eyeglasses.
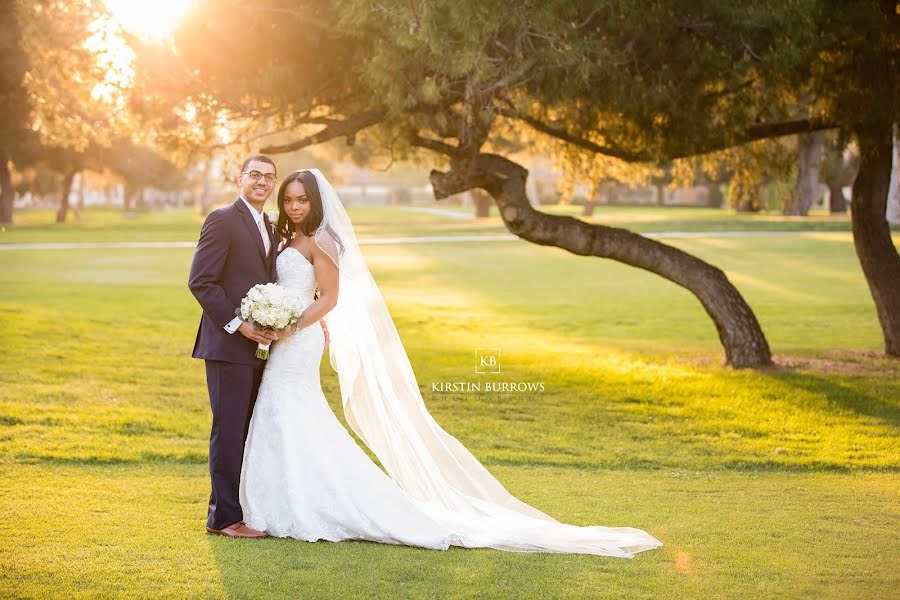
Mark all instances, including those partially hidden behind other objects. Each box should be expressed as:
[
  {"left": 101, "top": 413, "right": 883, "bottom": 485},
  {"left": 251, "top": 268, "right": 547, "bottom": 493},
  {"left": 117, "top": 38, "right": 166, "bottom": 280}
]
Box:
[{"left": 242, "top": 170, "right": 277, "bottom": 184}]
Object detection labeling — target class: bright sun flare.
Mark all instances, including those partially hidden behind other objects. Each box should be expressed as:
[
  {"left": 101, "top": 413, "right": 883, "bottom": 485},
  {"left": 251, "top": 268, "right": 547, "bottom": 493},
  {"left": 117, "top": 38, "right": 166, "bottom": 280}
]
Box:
[{"left": 104, "top": 0, "right": 195, "bottom": 40}]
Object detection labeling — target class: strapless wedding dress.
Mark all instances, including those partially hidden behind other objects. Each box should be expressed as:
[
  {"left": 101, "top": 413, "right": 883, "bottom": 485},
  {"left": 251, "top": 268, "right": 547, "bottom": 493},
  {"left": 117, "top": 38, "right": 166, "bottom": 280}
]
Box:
[{"left": 239, "top": 246, "right": 662, "bottom": 557}]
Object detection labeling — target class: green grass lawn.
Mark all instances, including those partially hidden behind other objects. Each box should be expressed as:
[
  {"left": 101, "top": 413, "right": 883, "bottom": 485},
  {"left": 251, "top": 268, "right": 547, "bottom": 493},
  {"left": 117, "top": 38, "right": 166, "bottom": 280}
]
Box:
[{"left": 0, "top": 207, "right": 898, "bottom": 599}]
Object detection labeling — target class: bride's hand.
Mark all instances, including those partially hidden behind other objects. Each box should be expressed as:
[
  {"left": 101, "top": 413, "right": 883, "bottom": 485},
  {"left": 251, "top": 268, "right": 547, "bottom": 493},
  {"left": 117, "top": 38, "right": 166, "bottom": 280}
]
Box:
[{"left": 275, "top": 323, "right": 299, "bottom": 340}]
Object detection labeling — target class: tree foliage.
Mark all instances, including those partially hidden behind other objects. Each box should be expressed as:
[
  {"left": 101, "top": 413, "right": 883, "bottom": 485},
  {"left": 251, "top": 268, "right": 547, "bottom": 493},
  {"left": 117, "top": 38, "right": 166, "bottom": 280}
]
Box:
[{"left": 130, "top": 0, "right": 900, "bottom": 361}]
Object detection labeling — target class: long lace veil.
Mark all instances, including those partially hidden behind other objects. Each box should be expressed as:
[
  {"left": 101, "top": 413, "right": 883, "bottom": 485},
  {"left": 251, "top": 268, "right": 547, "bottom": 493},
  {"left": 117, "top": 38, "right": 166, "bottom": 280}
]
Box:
[{"left": 305, "top": 169, "right": 556, "bottom": 522}]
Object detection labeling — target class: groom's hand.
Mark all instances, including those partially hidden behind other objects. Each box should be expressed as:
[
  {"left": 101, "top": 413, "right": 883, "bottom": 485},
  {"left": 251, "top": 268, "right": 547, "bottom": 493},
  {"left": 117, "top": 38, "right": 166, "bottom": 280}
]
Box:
[{"left": 238, "top": 321, "right": 278, "bottom": 345}]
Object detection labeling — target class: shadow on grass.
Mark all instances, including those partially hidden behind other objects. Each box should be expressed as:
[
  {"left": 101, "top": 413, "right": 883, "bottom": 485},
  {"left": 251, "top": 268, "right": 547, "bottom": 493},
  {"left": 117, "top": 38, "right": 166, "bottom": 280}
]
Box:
[
  {"left": 758, "top": 367, "right": 900, "bottom": 429},
  {"left": 13, "top": 451, "right": 207, "bottom": 466}
]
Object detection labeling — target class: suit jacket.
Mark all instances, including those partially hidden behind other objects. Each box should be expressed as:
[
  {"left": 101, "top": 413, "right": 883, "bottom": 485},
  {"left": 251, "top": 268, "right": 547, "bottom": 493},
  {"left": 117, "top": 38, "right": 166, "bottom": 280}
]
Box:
[{"left": 189, "top": 198, "right": 278, "bottom": 365}]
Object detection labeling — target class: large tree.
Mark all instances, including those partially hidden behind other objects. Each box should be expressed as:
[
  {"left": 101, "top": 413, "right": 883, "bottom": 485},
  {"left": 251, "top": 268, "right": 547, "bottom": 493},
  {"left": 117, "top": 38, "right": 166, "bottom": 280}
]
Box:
[
  {"left": 6, "top": 0, "right": 144, "bottom": 223},
  {"left": 0, "top": 0, "right": 33, "bottom": 223},
  {"left": 829, "top": 2, "right": 900, "bottom": 356},
  {"left": 134, "top": 0, "right": 899, "bottom": 363}
]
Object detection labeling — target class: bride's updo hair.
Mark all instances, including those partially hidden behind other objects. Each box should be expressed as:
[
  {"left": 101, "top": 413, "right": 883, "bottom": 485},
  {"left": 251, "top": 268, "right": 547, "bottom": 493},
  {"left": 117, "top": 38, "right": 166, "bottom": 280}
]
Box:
[{"left": 276, "top": 169, "right": 324, "bottom": 243}]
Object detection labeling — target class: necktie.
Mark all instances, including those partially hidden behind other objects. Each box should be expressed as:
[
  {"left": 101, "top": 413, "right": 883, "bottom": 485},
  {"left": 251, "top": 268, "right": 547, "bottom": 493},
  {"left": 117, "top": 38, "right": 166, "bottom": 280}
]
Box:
[{"left": 258, "top": 218, "right": 270, "bottom": 255}]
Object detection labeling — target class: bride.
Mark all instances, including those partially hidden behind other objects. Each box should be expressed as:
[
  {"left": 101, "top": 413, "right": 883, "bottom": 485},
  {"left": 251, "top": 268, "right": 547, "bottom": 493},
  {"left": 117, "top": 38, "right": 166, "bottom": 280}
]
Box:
[{"left": 238, "top": 168, "right": 663, "bottom": 558}]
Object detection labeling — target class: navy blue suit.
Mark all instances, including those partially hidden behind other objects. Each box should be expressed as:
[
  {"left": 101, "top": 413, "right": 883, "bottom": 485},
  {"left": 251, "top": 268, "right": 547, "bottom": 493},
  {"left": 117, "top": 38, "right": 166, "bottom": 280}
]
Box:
[{"left": 188, "top": 198, "right": 277, "bottom": 530}]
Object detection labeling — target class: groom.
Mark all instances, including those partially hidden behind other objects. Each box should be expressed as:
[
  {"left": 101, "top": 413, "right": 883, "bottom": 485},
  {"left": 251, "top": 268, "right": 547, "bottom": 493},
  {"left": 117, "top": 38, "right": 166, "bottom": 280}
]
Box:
[{"left": 188, "top": 154, "right": 280, "bottom": 538}]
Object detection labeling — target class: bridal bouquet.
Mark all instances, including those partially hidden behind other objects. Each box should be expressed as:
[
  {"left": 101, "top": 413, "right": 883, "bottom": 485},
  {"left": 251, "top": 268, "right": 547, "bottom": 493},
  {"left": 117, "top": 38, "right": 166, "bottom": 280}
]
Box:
[{"left": 237, "top": 283, "right": 304, "bottom": 359}]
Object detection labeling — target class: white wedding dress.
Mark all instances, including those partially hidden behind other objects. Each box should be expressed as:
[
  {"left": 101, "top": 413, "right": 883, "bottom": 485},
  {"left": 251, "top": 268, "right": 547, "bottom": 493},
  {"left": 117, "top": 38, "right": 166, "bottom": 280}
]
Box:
[{"left": 239, "top": 244, "right": 663, "bottom": 558}]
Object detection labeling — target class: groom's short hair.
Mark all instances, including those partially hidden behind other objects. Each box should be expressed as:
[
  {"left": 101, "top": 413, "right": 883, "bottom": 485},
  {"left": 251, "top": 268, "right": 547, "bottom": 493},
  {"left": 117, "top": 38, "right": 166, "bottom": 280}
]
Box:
[{"left": 240, "top": 154, "right": 276, "bottom": 174}]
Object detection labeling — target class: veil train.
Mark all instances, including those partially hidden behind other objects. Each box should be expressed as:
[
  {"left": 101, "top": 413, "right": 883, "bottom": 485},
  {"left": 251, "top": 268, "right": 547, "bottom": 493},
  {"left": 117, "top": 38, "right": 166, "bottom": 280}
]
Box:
[{"left": 305, "top": 169, "right": 662, "bottom": 557}]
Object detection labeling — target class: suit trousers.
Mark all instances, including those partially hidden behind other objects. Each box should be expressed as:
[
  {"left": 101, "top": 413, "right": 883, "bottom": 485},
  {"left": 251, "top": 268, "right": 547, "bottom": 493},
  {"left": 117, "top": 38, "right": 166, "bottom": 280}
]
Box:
[{"left": 204, "top": 359, "right": 264, "bottom": 530}]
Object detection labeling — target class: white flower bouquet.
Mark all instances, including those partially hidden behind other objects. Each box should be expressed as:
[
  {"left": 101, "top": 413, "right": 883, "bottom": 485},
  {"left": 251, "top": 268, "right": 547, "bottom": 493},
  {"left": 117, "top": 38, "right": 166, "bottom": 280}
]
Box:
[{"left": 237, "top": 283, "right": 304, "bottom": 359}]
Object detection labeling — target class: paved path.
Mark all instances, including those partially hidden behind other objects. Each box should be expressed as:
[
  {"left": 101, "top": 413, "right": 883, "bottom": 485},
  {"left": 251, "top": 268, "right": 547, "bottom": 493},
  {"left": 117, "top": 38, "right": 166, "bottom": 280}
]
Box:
[
  {"left": 399, "top": 206, "right": 475, "bottom": 219},
  {"left": 0, "top": 230, "right": 856, "bottom": 251}
]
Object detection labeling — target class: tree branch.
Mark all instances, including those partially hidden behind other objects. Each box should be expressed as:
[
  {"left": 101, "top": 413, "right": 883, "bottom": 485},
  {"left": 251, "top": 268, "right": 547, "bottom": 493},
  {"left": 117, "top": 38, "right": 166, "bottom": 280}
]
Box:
[
  {"left": 259, "top": 109, "right": 386, "bottom": 154},
  {"left": 496, "top": 107, "right": 644, "bottom": 160},
  {"left": 407, "top": 133, "right": 463, "bottom": 157},
  {"left": 497, "top": 107, "right": 839, "bottom": 161}
]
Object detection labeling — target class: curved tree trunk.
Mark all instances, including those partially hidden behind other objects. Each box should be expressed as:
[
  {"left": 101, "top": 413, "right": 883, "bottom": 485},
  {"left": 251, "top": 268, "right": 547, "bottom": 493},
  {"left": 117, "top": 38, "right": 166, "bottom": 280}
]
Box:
[
  {"left": 56, "top": 168, "right": 78, "bottom": 224},
  {"left": 431, "top": 153, "right": 772, "bottom": 368},
  {"left": 0, "top": 149, "right": 13, "bottom": 224},
  {"left": 851, "top": 133, "right": 900, "bottom": 356}
]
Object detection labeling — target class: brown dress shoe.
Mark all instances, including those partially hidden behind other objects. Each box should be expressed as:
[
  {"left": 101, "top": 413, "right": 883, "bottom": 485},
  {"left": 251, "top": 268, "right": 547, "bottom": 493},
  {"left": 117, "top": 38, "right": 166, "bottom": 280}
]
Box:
[{"left": 206, "top": 521, "right": 268, "bottom": 538}]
